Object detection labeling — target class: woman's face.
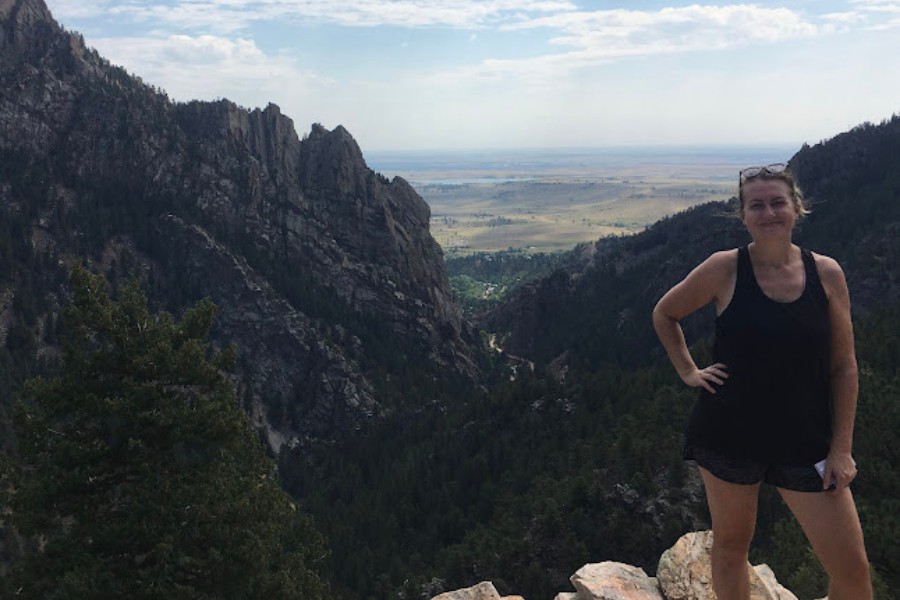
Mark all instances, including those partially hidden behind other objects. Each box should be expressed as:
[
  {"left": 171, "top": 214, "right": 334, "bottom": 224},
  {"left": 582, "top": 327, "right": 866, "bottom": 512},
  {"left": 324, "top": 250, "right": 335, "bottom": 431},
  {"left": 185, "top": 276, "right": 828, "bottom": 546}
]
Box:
[{"left": 741, "top": 178, "right": 798, "bottom": 239}]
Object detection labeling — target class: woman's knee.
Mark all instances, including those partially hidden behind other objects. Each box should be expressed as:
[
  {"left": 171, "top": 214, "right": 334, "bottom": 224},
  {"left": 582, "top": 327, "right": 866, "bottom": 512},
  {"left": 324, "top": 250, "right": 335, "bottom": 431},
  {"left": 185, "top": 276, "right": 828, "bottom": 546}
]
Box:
[
  {"left": 711, "top": 530, "right": 754, "bottom": 564},
  {"left": 827, "top": 551, "right": 870, "bottom": 587}
]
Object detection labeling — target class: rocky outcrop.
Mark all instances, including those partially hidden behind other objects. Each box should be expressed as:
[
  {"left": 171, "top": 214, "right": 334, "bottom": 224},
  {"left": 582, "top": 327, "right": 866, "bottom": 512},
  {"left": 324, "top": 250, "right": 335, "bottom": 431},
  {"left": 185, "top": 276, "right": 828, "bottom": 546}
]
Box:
[
  {"left": 435, "top": 531, "right": 802, "bottom": 600},
  {"left": 432, "top": 582, "right": 508, "bottom": 600},
  {"left": 570, "top": 563, "right": 664, "bottom": 600},
  {"left": 753, "top": 565, "right": 799, "bottom": 600},
  {"left": 0, "top": 0, "right": 481, "bottom": 443},
  {"left": 153, "top": 214, "right": 380, "bottom": 440},
  {"left": 656, "top": 531, "right": 773, "bottom": 600},
  {"left": 0, "top": 0, "right": 55, "bottom": 55}
]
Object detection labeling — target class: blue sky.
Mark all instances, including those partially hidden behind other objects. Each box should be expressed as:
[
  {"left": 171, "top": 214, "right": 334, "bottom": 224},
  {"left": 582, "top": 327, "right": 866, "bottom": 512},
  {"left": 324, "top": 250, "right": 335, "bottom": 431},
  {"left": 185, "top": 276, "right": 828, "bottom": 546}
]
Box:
[{"left": 45, "top": 0, "right": 900, "bottom": 151}]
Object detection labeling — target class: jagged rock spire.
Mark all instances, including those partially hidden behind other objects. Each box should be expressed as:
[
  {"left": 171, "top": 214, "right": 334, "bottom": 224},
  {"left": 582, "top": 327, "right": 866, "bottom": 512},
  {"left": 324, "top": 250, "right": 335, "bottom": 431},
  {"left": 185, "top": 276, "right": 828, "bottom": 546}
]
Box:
[
  {"left": 0, "top": 0, "right": 481, "bottom": 442},
  {"left": 0, "top": 0, "right": 56, "bottom": 39}
]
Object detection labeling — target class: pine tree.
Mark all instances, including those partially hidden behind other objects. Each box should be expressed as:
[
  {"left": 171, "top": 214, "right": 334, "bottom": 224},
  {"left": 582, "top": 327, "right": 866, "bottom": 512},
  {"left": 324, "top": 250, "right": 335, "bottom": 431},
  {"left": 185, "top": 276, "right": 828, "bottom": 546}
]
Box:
[{"left": 5, "top": 263, "right": 327, "bottom": 599}]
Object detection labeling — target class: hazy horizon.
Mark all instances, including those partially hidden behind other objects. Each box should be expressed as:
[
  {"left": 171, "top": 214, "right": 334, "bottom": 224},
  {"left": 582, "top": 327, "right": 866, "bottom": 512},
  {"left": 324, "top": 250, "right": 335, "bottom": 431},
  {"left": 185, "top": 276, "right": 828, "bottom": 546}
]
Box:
[{"left": 366, "top": 144, "right": 800, "bottom": 180}]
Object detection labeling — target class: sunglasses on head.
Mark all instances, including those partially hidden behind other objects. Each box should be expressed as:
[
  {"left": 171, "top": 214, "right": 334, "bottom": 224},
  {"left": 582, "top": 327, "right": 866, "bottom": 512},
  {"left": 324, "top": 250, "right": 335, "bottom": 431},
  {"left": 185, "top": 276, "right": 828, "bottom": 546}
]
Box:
[{"left": 740, "top": 163, "right": 788, "bottom": 181}]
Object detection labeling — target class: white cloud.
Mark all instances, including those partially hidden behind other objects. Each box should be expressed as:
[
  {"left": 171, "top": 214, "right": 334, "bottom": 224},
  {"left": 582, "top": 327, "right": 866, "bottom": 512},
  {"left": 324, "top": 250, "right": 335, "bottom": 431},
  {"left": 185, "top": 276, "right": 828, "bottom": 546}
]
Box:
[
  {"left": 89, "top": 34, "right": 333, "bottom": 105},
  {"left": 48, "top": 0, "right": 900, "bottom": 34},
  {"left": 850, "top": 0, "right": 900, "bottom": 29},
  {"left": 46, "top": 1, "right": 900, "bottom": 150},
  {"left": 75, "top": 0, "right": 577, "bottom": 33},
  {"left": 434, "top": 4, "right": 819, "bottom": 83},
  {"left": 105, "top": 3, "right": 268, "bottom": 34},
  {"left": 819, "top": 10, "right": 868, "bottom": 33},
  {"left": 504, "top": 5, "right": 818, "bottom": 45},
  {"left": 46, "top": 0, "right": 111, "bottom": 19},
  {"left": 821, "top": 11, "right": 866, "bottom": 24}
]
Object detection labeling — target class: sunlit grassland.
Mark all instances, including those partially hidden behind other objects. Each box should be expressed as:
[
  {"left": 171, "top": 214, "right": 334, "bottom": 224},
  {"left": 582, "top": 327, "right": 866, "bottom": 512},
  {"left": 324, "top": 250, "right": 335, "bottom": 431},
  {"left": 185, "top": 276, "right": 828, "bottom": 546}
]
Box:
[{"left": 410, "top": 163, "right": 737, "bottom": 255}]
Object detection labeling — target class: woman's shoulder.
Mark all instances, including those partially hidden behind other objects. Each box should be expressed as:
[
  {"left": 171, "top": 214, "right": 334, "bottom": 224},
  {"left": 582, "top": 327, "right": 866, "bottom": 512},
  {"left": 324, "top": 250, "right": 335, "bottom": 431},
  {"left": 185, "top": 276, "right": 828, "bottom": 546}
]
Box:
[
  {"left": 809, "top": 251, "right": 848, "bottom": 298},
  {"left": 808, "top": 251, "right": 845, "bottom": 279},
  {"left": 699, "top": 248, "right": 740, "bottom": 275},
  {"left": 686, "top": 249, "right": 739, "bottom": 295}
]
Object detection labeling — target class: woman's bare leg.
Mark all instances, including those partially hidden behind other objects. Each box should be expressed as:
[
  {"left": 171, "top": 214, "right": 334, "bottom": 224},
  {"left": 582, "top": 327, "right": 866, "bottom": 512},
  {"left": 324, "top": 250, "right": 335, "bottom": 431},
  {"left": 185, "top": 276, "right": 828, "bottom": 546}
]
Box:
[
  {"left": 778, "top": 487, "right": 872, "bottom": 600},
  {"left": 699, "top": 467, "right": 760, "bottom": 600}
]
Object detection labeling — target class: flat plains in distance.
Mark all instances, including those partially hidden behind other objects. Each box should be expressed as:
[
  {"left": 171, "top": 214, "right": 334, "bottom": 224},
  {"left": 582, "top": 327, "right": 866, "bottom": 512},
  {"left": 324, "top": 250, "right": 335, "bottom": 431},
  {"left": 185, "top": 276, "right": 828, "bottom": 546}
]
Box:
[{"left": 367, "top": 147, "right": 795, "bottom": 256}]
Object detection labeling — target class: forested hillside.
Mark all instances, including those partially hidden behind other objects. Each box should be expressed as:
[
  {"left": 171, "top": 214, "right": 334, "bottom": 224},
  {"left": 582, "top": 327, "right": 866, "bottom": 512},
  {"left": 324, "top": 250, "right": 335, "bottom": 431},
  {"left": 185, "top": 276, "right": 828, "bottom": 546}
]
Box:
[
  {"left": 0, "top": 0, "right": 484, "bottom": 457},
  {"left": 281, "top": 300, "right": 897, "bottom": 600},
  {"left": 1, "top": 1, "right": 897, "bottom": 597},
  {"left": 447, "top": 250, "right": 575, "bottom": 316},
  {"left": 479, "top": 116, "right": 900, "bottom": 372},
  {"left": 1, "top": 0, "right": 484, "bottom": 587},
  {"left": 2, "top": 264, "right": 328, "bottom": 598},
  {"left": 284, "top": 116, "right": 900, "bottom": 600}
]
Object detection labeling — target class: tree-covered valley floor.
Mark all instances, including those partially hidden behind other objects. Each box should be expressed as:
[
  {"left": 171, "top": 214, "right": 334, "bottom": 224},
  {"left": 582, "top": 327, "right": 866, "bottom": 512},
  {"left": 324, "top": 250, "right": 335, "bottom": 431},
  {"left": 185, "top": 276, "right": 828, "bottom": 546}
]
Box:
[
  {"left": 280, "top": 251, "right": 899, "bottom": 600},
  {"left": 2, "top": 2, "right": 897, "bottom": 596},
  {"left": 5, "top": 249, "right": 895, "bottom": 600}
]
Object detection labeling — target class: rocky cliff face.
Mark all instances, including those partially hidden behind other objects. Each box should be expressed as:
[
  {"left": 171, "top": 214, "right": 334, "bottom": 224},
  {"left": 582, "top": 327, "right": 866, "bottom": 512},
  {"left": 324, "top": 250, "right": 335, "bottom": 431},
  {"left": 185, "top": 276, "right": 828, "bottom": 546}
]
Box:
[{"left": 0, "top": 0, "right": 481, "bottom": 443}]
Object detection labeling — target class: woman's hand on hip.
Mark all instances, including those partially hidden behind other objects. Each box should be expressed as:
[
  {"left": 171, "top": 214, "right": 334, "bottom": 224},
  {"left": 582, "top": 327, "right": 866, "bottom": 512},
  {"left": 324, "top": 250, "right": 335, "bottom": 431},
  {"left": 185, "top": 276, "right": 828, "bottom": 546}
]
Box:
[
  {"left": 824, "top": 450, "right": 857, "bottom": 492},
  {"left": 681, "top": 363, "right": 728, "bottom": 394}
]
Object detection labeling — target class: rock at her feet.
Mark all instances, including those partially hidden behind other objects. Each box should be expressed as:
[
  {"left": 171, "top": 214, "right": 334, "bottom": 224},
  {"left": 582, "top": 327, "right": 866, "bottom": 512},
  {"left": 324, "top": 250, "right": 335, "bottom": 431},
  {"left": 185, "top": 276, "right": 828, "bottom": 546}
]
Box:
[
  {"left": 656, "top": 531, "right": 775, "bottom": 600},
  {"left": 754, "top": 564, "right": 799, "bottom": 600},
  {"left": 570, "top": 562, "right": 664, "bottom": 600},
  {"left": 432, "top": 582, "right": 502, "bottom": 600}
]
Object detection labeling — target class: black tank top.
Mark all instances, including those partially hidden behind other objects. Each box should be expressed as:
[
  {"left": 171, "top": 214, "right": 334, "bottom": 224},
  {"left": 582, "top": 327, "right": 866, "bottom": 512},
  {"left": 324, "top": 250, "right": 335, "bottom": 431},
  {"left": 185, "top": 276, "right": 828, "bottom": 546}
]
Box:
[{"left": 685, "top": 246, "right": 833, "bottom": 466}]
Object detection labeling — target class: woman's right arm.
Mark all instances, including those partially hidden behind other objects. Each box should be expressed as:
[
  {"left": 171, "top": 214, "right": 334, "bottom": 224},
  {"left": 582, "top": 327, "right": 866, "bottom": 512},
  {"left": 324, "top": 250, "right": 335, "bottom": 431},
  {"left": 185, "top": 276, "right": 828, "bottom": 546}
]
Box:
[{"left": 652, "top": 251, "right": 734, "bottom": 394}]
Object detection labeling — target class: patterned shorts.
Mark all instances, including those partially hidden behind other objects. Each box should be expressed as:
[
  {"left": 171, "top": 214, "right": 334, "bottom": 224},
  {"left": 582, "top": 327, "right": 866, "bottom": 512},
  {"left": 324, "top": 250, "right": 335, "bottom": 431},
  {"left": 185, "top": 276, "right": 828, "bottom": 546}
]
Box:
[{"left": 686, "top": 444, "right": 831, "bottom": 493}]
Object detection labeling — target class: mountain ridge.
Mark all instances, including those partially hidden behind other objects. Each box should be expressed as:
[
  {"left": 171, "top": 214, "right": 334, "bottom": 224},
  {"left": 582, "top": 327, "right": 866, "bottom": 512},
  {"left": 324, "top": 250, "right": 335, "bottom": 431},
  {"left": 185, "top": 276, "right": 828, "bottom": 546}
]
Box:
[{"left": 0, "top": 0, "right": 482, "bottom": 444}]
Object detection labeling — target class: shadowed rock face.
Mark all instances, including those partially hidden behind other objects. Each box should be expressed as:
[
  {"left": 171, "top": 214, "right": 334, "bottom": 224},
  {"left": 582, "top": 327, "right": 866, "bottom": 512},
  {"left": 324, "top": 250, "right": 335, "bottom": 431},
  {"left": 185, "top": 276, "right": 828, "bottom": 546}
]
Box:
[
  {"left": 0, "top": 0, "right": 481, "bottom": 443},
  {"left": 0, "top": 0, "right": 54, "bottom": 47}
]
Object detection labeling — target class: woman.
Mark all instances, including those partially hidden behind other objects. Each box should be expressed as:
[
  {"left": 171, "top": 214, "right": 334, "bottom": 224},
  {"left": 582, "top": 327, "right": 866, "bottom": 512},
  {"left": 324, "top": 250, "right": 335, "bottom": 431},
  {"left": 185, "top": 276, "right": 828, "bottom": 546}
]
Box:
[{"left": 652, "top": 164, "right": 872, "bottom": 600}]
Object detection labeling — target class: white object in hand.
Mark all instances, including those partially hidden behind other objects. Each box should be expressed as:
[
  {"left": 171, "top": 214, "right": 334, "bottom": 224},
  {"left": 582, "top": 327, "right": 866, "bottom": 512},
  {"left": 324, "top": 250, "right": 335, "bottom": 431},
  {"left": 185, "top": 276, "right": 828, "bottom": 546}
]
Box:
[{"left": 814, "top": 458, "right": 837, "bottom": 487}]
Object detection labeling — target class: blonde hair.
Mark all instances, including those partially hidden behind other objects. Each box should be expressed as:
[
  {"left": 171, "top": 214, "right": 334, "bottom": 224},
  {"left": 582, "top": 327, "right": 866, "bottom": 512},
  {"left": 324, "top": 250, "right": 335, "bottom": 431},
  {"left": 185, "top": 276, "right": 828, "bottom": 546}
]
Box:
[{"left": 738, "top": 170, "right": 809, "bottom": 219}]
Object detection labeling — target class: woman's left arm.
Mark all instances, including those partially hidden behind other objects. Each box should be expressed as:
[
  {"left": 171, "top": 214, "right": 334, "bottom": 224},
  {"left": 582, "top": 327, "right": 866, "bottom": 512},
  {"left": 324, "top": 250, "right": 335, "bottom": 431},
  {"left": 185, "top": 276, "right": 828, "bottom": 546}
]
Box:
[{"left": 818, "top": 254, "right": 859, "bottom": 491}]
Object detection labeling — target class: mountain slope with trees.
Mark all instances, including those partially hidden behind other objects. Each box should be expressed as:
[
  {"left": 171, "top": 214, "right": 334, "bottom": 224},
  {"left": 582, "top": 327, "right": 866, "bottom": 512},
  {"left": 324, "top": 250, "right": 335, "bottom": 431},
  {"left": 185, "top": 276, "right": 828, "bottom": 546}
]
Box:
[
  {"left": 3, "top": 264, "right": 327, "bottom": 599},
  {"left": 1, "top": 0, "right": 897, "bottom": 598},
  {"left": 0, "top": 0, "right": 487, "bottom": 587},
  {"left": 479, "top": 115, "right": 900, "bottom": 373},
  {"left": 0, "top": 0, "right": 484, "bottom": 452},
  {"left": 285, "top": 116, "right": 900, "bottom": 600}
]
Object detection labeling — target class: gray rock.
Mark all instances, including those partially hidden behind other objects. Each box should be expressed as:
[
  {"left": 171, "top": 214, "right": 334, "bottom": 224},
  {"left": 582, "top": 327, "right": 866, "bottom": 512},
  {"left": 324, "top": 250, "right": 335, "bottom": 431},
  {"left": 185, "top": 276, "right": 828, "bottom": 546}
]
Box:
[
  {"left": 754, "top": 565, "right": 799, "bottom": 600},
  {"left": 432, "top": 582, "right": 501, "bottom": 600},
  {"left": 571, "top": 562, "right": 664, "bottom": 600},
  {"left": 437, "top": 532, "right": 805, "bottom": 600},
  {"left": 656, "top": 531, "right": 775, "bottom": 600}
]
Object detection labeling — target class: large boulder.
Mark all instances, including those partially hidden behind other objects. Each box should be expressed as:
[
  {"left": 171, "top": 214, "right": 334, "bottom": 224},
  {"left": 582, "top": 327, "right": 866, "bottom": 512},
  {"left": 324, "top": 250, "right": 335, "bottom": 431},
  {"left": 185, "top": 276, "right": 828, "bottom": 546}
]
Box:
[
  {"left": 570, "top": 562, "right": 664, "bottom": 600},
  {"left": 656, "top": 531, "right": 774, "bottom": 600},
  {"left": 432, "top": 582, "right": 501, "bottom": 600},
  {"left": 754, "top": 565, "right": 799, "bottom": 600}
]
